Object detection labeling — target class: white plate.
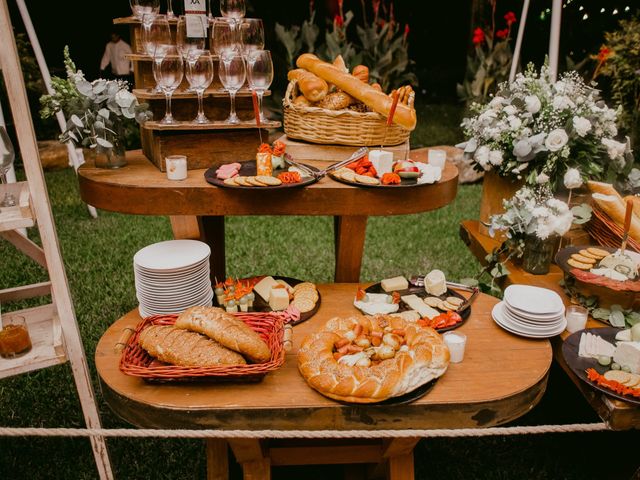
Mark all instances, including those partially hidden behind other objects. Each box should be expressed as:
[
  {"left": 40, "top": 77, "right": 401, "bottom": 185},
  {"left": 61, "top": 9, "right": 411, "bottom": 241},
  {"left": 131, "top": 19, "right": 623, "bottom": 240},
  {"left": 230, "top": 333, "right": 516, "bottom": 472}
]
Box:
[
  {"left": 134, "top": 261, "right": 210, "bottom": 279},
  {"left": 139, "top": 291, "right": 213, "bottom": 315},
  {"left": 493, "top": 302, "right": 566, "bottom": 338},
  {"left": 135, "top": 276, "right": 210, "bottom": 293},
  {"left": 139, "top": 287, "right": 213, "bottom": 304},
  {"left": 503, "top": 285, "right": 564, "bottom": 315},
  {"left": 503, "top": 303, "right": 565, "bottom": 323},
  {"left": 134, "top": 240, "right": 211, "bottom": 272}
]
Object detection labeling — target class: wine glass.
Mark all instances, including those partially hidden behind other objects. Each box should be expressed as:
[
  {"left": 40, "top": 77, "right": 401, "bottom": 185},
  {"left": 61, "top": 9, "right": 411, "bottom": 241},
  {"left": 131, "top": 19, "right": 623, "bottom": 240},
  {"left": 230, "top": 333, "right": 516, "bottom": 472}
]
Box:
[
  {"left": 186, "top": 50, "right": 215, "bottom": 123},
  {"left": 154, "top": 46, "right": 184, "bottom": 124},
  {"left": 219, "top": 53, "right": 246, "bottom": 124},
  {"left": 177, "top": 15, "right": 207, "bottom": 59},
  {"left": 211, "top": 18, "right": 241, "bottom": 64},
  {"left": 130, "top": 0, "right": 160, "bottom": 20},
  {"left": 220, "top": 0, "right": 245, "bottom": 23},
  {"left": 247, "top": 50, "right": 273, "bottom": 123},
  {"left": 142, "top": 14, "right": 172, "bottom": 57},
  {"left": 165, "top": 0, "right": 175, "bottom": 18},
  {"left": 0, "top": 125, "right": 16, "bottom": 208},
  {"left": 240, "top": 19, "right": 264, "bottom": 59}
]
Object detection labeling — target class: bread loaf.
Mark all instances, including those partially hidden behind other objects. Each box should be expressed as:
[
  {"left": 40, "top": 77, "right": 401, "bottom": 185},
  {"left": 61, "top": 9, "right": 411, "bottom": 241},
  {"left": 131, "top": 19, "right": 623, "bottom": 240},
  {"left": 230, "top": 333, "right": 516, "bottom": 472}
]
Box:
[
  {"left": 624, "top": 195, "right": 640, "bottom": 218},
  {"left": 589, "top": 181, "right": 640, "bottom": 242},
  {"left": 176, "top": 306, "right": 271, "bottom": 363},
  {"left": 139, "top": 325, "right": 246, "bottom": 366},
  {"left": 287, "top": 69, "right": 328, "bottom": 102},
  {"left": 296, "top": 54, "right": 417, "bottom": 130},
  {"left": 293, "top": 95, "right": 312, "bottom": 107},
  {"left": 318, "top": 91, "right": 356, "bottom": 110},
  {"left": 352, "top": 65, "right": 369, "bottom": 83}
]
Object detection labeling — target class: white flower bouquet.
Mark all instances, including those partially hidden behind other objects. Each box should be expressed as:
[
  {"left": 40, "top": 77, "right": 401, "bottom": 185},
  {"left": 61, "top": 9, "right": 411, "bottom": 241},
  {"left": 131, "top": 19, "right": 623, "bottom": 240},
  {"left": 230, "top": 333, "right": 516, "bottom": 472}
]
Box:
[
  {"left": 458, "top": 64, "right": 633, "bottom": 189},
  {"left": 489, "top": 186, "right": 574, "bottom": 241}
]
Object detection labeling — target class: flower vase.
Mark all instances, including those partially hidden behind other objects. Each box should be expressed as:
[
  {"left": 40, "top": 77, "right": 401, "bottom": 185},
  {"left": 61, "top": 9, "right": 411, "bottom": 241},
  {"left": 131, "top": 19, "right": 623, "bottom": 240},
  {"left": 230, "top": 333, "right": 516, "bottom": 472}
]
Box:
[
  {"left": 522, "top": 234, "right": 556, "bottom": 275},
  {"left": 87, "top": 124, "right": 127, "bottom": 169},
  {"left": 479, "top": 170, "right": 524, "bottom": 237}
]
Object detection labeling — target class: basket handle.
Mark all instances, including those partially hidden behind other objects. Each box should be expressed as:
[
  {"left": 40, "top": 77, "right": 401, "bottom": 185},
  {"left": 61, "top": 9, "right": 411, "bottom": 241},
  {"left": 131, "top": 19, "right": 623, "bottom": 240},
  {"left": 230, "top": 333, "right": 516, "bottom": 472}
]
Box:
[
  {"left": 114, "top": 327, "right": 135, "bottom": 353},
  {"left": 284, "top": 79, "right": 297, "bottom": 107}
]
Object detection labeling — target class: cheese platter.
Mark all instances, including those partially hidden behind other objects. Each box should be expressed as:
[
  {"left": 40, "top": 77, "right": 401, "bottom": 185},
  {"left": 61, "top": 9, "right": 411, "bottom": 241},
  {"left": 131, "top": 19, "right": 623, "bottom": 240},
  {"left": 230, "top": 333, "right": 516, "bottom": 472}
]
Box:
[
  {"left": 562, "top": 327, "right": 640, "bottom": 405},
  {"left": 213, "top": 276, "right": 320, "bottom": 325},
  {"left": 354, "top": 272, "right": 473, "bottom": 332}
]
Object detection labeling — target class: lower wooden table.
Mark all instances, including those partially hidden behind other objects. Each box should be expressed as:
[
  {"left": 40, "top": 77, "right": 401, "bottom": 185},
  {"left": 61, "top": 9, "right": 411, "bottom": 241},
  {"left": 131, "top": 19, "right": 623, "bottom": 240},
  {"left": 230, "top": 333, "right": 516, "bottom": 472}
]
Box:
[
  {"left": 96, "top": 283, "right": 552, "bottom": 479},
  {"left": 77, "top": 149, "right": 458, "bottom": 284},
  {"left": 460, "top": 220, "right": 640, "bottom": 430}
]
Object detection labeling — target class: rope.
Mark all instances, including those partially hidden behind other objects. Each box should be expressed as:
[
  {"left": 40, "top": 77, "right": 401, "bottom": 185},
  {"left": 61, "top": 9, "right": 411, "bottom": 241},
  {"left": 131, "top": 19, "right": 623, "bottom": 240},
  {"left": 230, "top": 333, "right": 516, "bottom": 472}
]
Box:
[{"left": 0, "top": 423, "right": 610, "bottom": 439}]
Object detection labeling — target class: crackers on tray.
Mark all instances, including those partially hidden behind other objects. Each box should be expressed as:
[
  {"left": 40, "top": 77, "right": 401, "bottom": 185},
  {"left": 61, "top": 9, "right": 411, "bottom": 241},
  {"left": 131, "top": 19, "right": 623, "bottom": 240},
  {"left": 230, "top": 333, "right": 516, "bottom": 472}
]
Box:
[
  {"left": 292, "top": 282, "right": 319, "bottom": 313},
  {"left": 224, "top": 175, "right": 283, "bottom": 187},
  {"left": 568, "top": 247, "right": 608, "bottom": 271}
]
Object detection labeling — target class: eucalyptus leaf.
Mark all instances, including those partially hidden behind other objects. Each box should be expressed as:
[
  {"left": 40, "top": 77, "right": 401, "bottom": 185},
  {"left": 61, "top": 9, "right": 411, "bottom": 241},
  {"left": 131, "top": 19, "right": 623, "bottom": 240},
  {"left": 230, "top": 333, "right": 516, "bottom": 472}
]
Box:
[
  {"left": 70, "top": 114, "right": 83, "bottom": 128},
  {"left": 609, "top": 310, "right": 626, "bottom": 327},
  {"left": 626, "top": 311, "right": 640, "bottom": 326},
  {"left": 96, "top": 137, "right": 113, "bottom": 149},
  {"left": 591, "top": 308, "right": 611, "bottom": 320}
]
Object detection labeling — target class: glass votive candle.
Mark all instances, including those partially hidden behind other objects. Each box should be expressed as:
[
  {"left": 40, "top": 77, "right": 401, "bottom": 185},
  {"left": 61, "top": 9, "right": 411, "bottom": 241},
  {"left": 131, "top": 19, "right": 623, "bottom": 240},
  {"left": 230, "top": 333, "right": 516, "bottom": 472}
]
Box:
[
  {"left": 428, "top": 149, "right": 447, "bottom": 169},
  {"left": 443, "top": 331, "right": 467, "bottom": 363},
  {"left": 566, "top": 305, "right": 588, "bottom": 333},
  {"left": 166, "top": 155, "right": 188, "bottom": 181},
  {"left": 0, "top": 315, "right": 32, "bottom": 358}
]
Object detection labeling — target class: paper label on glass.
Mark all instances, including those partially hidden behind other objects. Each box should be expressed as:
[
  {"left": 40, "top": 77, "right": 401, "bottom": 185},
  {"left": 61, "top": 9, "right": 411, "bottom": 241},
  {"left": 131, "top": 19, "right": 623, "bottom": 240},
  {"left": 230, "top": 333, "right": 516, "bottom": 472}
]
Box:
[
  {"left": 184, "top": 0, "right": 206, "bottom": 15},
  {"left": 185, "top": 14, "right": 207, "bottom": 38}
]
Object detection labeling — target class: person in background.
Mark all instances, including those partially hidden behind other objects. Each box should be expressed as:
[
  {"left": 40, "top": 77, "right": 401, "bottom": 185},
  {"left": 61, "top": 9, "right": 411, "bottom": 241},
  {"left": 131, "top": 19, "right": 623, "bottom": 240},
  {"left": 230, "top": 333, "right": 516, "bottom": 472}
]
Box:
[{"left": 100, "top": 32, "right": 133, "bottom": 84}]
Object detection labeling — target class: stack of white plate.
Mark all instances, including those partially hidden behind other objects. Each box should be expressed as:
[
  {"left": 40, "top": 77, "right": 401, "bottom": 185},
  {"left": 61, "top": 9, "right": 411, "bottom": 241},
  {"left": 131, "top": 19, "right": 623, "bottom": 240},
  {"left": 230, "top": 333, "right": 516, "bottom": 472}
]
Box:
[
  {"left": 134, "top": 240, "right": 213, "bottom": 317},
  {"left": 492, "top": 285, "right": 567, "bottom": 338}
]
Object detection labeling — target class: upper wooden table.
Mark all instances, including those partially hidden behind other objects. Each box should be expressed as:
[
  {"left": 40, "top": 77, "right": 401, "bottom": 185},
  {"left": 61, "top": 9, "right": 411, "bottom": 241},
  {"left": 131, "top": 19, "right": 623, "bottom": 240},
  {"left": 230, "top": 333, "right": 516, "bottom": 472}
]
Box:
[
  {"left": 96, "top": 283, "right": 551, "bottom": 480},
  {"left": 460, "top": 220, "right": 640, "bottom": 430},
  {"left": 78, "top": 149, "right": 458, "bottom": 284}
]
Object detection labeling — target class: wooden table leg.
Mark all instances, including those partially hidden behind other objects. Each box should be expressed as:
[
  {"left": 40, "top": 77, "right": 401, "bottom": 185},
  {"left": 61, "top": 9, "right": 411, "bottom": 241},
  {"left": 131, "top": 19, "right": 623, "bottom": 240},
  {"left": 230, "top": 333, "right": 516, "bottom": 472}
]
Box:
[
  {"left": 334, "top": 215, "right": 368, "bottom": 283},
  {"left": 198, "top": 216, "right": 226, "bottom": 283},
  {"left": 169, "top": 216, "right": 201, "bottom": 240},
  {"left": 206, "top": 439, "right": 229, "bottom": 480},
  {"left": 368, "top": 438, "right": 419, "bottom": 480},
  {"left": 228, "top": 439, "right": 271, "bottom": 480},
  {"left": 386, "top": 452, "right": 414, "bottom": 480}
]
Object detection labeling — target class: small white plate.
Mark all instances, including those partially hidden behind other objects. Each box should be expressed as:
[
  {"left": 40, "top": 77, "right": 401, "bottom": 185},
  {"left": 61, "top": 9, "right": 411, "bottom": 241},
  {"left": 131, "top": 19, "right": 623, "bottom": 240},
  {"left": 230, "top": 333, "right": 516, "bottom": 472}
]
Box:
[
  {"left": 493, "top": 302, "right": 566, "bottom": 338},
  {"left": 503, "top": 285, "right": 564, "bottom": 315},
  {"left": 134, "top": 240, "right": 211, "bottom": 272},
  {"left": 134, "top": 260, "right": 210, "bottom": 278}
]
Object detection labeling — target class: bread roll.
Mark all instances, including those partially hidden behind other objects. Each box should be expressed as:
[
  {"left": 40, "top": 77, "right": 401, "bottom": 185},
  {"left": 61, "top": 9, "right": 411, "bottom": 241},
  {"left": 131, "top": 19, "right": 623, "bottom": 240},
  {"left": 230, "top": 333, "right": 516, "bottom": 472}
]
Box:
[
  {"left": 352, "top": 65, "right": 369, "bottom": 83},
  {"left": 589, "top": 181, "right": 640, "bottom": 242},
  {"left": 318, "top": 91, "right": 356, "bottom": 110},
  {"left": 176, "top": 306, "right": 271, "bottom": 363},
  {"left": 296, "top": 54, "right": 417, "bottom": 130},
  {"left": 293, "top": 95, "right": 312, "bottom": 107},
  {"left": 288, "top": 69, "right": 328, "bottom": 102},
  {"left": 139, "top": 325, "right": 246, "bottom": 366}
]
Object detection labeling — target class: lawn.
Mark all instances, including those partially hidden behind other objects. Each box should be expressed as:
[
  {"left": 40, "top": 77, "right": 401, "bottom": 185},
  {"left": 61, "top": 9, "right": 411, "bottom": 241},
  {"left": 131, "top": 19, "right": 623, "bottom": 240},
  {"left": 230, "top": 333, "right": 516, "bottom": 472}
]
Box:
[{"left": 1, "top": 104, "right": 639, "bottom": 479}]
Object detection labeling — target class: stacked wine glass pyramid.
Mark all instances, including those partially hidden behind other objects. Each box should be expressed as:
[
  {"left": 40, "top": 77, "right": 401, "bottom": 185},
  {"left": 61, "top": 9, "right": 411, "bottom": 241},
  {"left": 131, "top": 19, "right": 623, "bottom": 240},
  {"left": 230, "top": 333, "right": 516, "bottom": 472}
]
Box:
[
  {"left": 134, "top": 240, "right": 213, "bottom": 317},
  {"left": 492, "top": 285, "right": 567, "bottom": 338}
]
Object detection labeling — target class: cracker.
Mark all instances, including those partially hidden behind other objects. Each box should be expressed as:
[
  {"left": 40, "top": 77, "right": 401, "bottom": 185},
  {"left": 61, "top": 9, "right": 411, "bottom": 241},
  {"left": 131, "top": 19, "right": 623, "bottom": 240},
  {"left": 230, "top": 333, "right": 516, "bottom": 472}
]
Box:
[
  {"left": 293, "top": 282, "right": 316, "bottom": 293},
  {"left": 623, "top": 373, "right": 640, "bottom": 388},
  {"left": 587, "top": 247, "right": 609, "bottom": 258},
  {"left": 424, "top": 297, "right": 442, "bottom": 308},
  {"left": 571, "top": 253, "right": 596, "bottom": 265},
  {"left": 256, "top": 175, "right": 282, "bottom": 186},
  {"left": 437, "top": 300, "right": 452, "bottom": 311},
  {"left": 568, "top": 258, "right": 593, "bottom": 270},
  {"left": 579, "top": 249, "right": 600, "bottom": 260},
  {"left": 355, "top": 174, "right": 380, "bottom": 185},
  {"left": 295, "top": 290, "right": 319, "bottom": 302},
  {"left": 246, "top": 176, "right": 265, "bottom": 187},
  {"left": 293, "top": 297, "right": 316, "bottom": 313},
  {"left": 446, "top": 297, "right": 464, "bottom": 307},
  {"left": 604, "top": 370, "right": 631, "bottom": 384},
  {"left": 234, "top": 176, "right": 249, "bottom": 186},
  {"left": 340, "top": 169, "right": 357, "bottom": 182},
  {"left": 223, "top": 177, "right": 237, "bottom": 186},
  {"left": 442, "top": 301, "right": 459, "bottom": 311}
]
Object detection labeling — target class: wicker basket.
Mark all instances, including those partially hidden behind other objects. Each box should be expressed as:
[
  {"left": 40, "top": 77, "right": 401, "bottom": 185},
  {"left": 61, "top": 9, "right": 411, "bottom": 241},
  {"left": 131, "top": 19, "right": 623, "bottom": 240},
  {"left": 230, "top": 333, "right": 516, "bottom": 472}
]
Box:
[
  {"left": 283, "top": 80, "right": 411, "bottom": 147},
  {"left": 585, "top": 206, "right": 640, "bottom": 253},
  {"left": 120, "top": 313, "right": 285, "bottom": 382}
]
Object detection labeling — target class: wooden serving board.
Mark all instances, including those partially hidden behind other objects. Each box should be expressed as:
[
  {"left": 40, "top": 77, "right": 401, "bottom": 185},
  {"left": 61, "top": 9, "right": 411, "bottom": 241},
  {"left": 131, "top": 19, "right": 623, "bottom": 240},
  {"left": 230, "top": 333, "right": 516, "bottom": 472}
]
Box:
[
  {"left": 204, "top": 162, "right": 319, "bottom": 190},
  {"left": 276, "top": 135, "right": 410, "bottom": 162}
]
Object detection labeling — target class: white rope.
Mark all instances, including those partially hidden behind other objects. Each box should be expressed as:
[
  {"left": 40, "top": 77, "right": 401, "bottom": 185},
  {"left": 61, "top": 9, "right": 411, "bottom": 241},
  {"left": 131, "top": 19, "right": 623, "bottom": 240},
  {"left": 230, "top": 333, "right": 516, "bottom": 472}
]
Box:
[{"left": 0, "top": 423, "right": 610, "bottom": 439}]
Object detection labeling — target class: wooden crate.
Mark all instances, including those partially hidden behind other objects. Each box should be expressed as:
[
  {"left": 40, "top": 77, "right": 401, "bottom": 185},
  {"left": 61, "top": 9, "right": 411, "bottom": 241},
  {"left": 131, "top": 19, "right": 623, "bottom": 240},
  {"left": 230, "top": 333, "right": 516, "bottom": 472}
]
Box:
[
  {"left": 276, "top": 135, "right": 411, "bottom": 162},
  {"left": 141, "top": 122, "right": 280, "bottom": 171}
]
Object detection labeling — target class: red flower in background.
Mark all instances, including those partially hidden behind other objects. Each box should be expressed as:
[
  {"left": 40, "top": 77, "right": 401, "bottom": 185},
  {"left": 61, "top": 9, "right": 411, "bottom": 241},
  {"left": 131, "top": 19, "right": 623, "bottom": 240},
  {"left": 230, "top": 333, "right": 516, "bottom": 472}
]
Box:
[
  {"left": 334, "top": 14, "right": 344, "bottom": 28},
  {"left": 472, "top": 27, "right": 485, "bottom": 45},
  {"left": 338, "top": 0, "right": 344, "bottom": 9},
  {"left": 496, "top": 28, "right": 509, "bottom": 39},
  {"left": 504, "top": 11, "right": 517, "bottom": 26},
  {"left": 597, "top": 46, "right": 612, "bottom": 62},
  {"left": 403, "top": 24, "right": 410, "bottom": 40},
  {"left": 372, "top": 0, "right": 381, "bottom": 18}
]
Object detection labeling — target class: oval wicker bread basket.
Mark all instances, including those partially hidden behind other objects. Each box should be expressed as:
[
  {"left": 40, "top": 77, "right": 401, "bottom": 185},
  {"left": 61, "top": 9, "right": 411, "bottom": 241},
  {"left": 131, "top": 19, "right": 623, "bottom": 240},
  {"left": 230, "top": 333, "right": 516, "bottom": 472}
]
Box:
[{"left": 283, "top": 80, "right": 411, "bottom": 147}]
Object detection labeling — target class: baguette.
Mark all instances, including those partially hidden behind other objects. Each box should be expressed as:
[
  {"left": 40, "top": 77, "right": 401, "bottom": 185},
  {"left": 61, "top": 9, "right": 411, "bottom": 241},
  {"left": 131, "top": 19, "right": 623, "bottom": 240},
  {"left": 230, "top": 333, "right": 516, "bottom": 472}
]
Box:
[
  {"left": 287, "top": 68, "right": 328, "bottom": 102},
  {"left": 138, "top": 325, "right": 246, "bottom": 366},
  {"left": 176, "top": 306, "right": 271, "bottom": 363},
  {"left": 624, "top": 195, "right": 640, "bottom": 218},
  {"left": 296, "top": 54, "right": 417, "bottom": 130},
  {"left": 589, "top": 181, "right": 640, "bottom": 242}
]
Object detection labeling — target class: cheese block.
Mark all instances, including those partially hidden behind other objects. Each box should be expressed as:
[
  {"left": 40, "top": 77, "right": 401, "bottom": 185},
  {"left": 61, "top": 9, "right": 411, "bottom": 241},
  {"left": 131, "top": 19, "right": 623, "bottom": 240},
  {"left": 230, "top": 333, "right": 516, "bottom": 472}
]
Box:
[
  {"left": 381, "top": 275, "right": 409, "bottom": 292},
  {"left": 269, "top": 287, "right": 290, "bottom": 311},
  {"left": 369, "top": 150, "right": 394, "bottom": 177},
  {"left": 401, "top": 294, "right": 439, "bottom": 319},
  {"left": 578, "top": 332, "right": 616, "bottom": 358},
  {"left": 613, "top": 342, "right": 640, "bottom": 374},
  {"left": 615, "top": 329, "right": 632, "bottom": 342},
  {"left": 254, "top": 276, "right": 279, "bottom": 302},
  {"left": 425, "top": 270, "right": 447, "bottom": 296}
]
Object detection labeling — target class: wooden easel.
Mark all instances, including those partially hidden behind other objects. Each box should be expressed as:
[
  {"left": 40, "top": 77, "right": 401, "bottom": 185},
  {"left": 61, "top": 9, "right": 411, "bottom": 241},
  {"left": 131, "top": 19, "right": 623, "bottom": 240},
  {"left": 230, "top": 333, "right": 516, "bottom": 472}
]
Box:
[{"left": 0, "top": 0, "right": 113, "bottom": 478}]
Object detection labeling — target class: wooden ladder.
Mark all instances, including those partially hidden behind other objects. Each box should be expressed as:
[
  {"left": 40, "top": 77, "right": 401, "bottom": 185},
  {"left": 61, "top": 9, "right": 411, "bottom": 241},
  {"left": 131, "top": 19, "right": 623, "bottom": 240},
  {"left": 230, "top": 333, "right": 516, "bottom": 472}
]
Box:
[{"left": 0, "top": 0, "right": 113, "bottom": 478}]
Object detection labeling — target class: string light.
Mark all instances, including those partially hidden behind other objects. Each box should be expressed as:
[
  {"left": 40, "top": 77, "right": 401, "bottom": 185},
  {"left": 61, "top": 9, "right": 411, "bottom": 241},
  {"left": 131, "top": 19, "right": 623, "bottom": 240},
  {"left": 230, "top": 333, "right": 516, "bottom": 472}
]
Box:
[
  {"left": 582, "top": 13, "right": 589, "bottom": 20},
  {"left": 578, "top": 5, "right": 584, "bottom": 11},
  {"left": 600, "top": 7, "right": 605, "bottom": 13},
  {"left": 625, "top": 6, "right": 630, "bottom": 11},
  {"left": 612, "top": 8, "right": 619, "bottom": 15}
]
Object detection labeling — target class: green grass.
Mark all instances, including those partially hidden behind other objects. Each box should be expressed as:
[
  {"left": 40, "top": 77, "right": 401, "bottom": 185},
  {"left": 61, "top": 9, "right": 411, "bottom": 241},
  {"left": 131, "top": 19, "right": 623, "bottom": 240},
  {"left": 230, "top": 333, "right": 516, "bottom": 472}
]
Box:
[{"left": 1, "top": 111, "right": 639, "bottom": 479}]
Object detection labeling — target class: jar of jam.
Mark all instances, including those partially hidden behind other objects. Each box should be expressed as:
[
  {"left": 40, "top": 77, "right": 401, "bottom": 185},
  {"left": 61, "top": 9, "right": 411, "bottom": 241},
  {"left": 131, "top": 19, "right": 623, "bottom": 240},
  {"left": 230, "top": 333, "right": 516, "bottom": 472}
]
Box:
[{"left": 0, "top": 316, "right": 32, "bottom": 358}]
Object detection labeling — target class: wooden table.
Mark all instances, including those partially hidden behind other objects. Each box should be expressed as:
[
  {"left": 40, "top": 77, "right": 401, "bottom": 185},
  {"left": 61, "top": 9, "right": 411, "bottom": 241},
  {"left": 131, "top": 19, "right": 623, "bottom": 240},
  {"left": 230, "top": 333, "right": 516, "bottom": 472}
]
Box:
[
  {"left": 78, "top": 150, "right": 458, "bottom": 283},
  {"left": 460, "top": 220, "right": 640, "bottom": 430},
  {"left": 96, "top": 284, "right": 552, "bottom": 479}
]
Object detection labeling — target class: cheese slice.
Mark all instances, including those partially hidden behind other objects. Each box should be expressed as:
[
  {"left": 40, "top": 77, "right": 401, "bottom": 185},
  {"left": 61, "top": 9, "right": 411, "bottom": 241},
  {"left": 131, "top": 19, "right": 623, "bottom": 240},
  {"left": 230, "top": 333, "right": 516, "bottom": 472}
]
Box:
[
  {"left": 401, "top": 294, "right": 439, "bottom": 319},
  {"left": 613, "top": 342, "right": 640, "bottom": 374},
  {"left": 381, "top": 276, "right": 409, "bottom": 292},
  {"left": 615, "top": 329, "right": 632, "bottom": 342},
  {"left": 254, "top": 276, "right": 279, "bottom": 302},
  {"left": 578, "top": 332, "right": 615, "bottom": 358},
  {"left": 425, "top": 270, "right": 447, "bottom": 296},
  {"left": 269, "top": 287, "right": 290, "bottom": 311}
]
